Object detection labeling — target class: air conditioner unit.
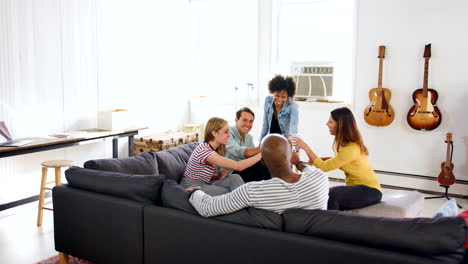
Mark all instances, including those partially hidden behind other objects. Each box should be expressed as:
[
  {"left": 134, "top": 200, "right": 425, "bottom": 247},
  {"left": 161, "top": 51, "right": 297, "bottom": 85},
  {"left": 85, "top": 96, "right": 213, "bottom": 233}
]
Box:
[{"left": 290, "top": 63, "right": 334, "bottom": 98}]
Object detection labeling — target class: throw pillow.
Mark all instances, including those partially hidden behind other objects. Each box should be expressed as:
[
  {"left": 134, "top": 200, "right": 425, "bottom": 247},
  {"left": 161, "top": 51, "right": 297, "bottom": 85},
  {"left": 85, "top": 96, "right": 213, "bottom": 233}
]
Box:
[
  {"left": 65, "top": 166, "right": 165, "bottom": 205},
  {"left": 161, "top": 179, "right": 199, "bottom": 214},
  {"left": 83, "top": 152, "right": 158, "bottom": 175},
  {"left": 433, "top": 198, "right": 459, "bottom": 218},
  {"left": 283, "top": 208, "right": 467, "bottom": 259},
  {"left": 156, "top": 142, "right": 198, "bottom": 183}
]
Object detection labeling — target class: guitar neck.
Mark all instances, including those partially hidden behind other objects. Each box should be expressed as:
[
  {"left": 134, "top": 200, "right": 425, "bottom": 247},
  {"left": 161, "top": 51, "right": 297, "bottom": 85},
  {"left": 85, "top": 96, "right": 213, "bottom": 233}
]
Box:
[
  {"left": 423, "top": 58, "right": 430, "bottom": 97},
  {"left": 377, "top": 58, "right": 384, "bottom": 90},
  {"left": 445, "top": 140, "right": 451, "bottom": 167}
]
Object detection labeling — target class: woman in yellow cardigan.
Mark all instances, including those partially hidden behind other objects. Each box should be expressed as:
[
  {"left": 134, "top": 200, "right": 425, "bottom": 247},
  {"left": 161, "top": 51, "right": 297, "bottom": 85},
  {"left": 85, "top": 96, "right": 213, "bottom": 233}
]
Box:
[{"left": 292, "top": 107, "right": 382, "bottom": 210}]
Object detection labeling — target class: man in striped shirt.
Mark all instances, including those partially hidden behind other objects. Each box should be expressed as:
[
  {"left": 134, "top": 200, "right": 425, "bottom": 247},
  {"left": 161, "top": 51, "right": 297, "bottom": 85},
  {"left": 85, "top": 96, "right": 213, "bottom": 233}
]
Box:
[{"left": 189, "top": 134, "right": 329, "bottom": 217}]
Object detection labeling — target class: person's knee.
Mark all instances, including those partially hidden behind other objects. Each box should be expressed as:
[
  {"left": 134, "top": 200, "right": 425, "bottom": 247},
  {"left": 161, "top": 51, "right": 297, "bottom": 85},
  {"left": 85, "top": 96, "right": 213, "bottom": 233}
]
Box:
[
  {"left": 229, "top": 174, "right": 245, "bottom": 187},
  {"left": 201, "top": 185, "right": 229, "bottom": 196},
  {"left": 327, "top": 195, "right": 340, "bottom": 210}
]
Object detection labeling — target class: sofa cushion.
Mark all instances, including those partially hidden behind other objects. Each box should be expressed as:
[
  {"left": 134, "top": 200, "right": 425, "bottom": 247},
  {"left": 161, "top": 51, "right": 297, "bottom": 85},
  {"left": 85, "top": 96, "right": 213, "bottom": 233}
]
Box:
[
  {"left": 161, "top": 180, "right": 283, "bottom": 230},
  {"left": 65, "top": 166, "right": 165, "bottom": 205},
  {"left": 156, "top": 142, "right": 198, "bottom": 183},
  {"left": 83, "top": 152, "right": 158, "bottom": 175},
  {"left": 214, "top": 208, "right": 282, "bottom": 231},
  {"left": 161, "top": 179, "right": 198, "bottom": 214},
  {"left": 283, "top": 209, "right": 467, "bottom": 261}
]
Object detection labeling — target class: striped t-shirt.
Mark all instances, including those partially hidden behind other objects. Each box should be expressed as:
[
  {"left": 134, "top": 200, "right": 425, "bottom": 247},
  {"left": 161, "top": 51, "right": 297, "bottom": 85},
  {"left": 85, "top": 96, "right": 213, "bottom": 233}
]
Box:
[
  {"left": 189, "top": 165, "right": 329, "bottom": 216},
  {"left": 184, "top": 141, "right": 217, "bottom": 183}
]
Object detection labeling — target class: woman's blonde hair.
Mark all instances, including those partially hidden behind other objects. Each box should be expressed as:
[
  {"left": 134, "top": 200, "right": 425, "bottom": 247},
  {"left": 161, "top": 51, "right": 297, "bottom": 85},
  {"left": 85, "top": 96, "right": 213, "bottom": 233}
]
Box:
[
  {"left": 331, "top": 107, "right": 369, "bottom": 155},
  {"left": 204, "top": 117, "right": 227, "bottom": 156}
]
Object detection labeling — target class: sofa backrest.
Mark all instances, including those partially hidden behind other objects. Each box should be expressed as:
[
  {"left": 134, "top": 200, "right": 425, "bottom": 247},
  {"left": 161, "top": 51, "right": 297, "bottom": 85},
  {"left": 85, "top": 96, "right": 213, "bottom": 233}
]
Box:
[
  {"left": 65, "top": 166, "right": 166, "bottom": 205},
  {"left": 155, "top": 142, "right": 199, "bottom": 183},
  {"left": 283, "top": 209, "right": 467, "bottom": 264},
  {"left": 84, "top": 151, "right": 159, "bottom": 175}
]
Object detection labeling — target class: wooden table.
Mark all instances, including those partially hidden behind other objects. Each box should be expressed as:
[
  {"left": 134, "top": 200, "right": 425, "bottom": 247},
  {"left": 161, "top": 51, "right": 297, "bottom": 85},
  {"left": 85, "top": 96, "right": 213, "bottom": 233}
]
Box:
[
  {"left": 0, "top": 127, "right": 146, "bottom": 211},
  {"left": 0, "top": 127, "right": 146, "bottom": 159}
]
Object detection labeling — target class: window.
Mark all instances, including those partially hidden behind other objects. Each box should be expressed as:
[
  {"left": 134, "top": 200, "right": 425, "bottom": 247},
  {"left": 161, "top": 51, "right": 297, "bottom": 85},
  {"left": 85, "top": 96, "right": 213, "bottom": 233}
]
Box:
[
  {"left": 273, "top": 0, "right": 356, "bottom": 102},
  {"left": 189, "top": 0, "right": 258, "bottom": 103}
]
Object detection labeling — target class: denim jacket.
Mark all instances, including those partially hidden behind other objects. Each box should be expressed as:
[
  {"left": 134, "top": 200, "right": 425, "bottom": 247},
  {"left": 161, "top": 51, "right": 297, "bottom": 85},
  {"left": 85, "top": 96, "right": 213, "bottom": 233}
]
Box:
[{"left": 260, "top": 95, "right": 299, "bottom": 140}]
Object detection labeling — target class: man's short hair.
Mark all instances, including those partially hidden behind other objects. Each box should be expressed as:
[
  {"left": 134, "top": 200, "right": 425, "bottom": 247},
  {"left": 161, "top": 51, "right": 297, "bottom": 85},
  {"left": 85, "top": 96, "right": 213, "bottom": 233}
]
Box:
[{"left": 236, "top": 107, "right": 255, "bottom": 120}]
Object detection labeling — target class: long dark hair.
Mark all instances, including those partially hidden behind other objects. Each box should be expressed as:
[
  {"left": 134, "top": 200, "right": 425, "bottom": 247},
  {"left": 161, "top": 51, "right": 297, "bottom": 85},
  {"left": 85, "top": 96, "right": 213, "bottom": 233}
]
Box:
[{"left": 331, "top": 107, "right": 368, "bottom": 155}]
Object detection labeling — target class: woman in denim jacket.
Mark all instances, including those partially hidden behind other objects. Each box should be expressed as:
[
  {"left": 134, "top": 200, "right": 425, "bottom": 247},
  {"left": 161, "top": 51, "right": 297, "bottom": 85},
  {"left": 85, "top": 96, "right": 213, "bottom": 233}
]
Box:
[{"left": 260, "top": 75, "right": 299, "bottom": 140}]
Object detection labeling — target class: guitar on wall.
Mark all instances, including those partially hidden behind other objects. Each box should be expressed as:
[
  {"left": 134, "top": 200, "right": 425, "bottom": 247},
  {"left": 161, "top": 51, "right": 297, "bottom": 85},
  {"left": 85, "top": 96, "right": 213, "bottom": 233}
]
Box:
[
  {"left": 364, "top": 45, "right": 395, "bottom": 126},
  {"left": 437, "top": 132, "right": 455, "bottom": 186},
  {"left": 407, "top": 43, "right": 442, "bottom": 130}
]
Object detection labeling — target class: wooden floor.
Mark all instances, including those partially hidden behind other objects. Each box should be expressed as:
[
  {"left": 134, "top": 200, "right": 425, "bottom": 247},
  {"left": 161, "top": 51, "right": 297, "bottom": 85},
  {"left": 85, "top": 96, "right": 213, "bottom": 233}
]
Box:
[{"left": 0, "top": 186, "right": 466, "bottom": 264}]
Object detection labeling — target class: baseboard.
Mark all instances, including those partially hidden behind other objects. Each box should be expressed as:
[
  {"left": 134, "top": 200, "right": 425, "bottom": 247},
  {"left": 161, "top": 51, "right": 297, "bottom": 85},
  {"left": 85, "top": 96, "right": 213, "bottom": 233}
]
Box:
[{"left": 329, "top": 172, "right": 468, "bottom": 198}]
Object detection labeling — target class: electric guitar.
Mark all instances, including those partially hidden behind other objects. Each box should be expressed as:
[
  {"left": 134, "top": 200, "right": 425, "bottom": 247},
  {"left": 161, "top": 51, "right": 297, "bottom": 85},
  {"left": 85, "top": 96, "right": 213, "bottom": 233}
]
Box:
[
  {"left": 437, "top": 133, "right": 455, "bottom": 186},
  {"left": 407, "top": 44, "right": 442, "bottom": 130},
  {"left": 364, "top": 45, "right": 394, "bottom": 126}
]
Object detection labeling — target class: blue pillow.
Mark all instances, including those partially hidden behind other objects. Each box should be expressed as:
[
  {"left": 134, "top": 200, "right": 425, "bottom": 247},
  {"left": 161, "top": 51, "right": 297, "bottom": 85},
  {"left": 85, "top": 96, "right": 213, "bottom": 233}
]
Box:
[{"left": 433, "top": 198, "right": 458, "bottom": 218}]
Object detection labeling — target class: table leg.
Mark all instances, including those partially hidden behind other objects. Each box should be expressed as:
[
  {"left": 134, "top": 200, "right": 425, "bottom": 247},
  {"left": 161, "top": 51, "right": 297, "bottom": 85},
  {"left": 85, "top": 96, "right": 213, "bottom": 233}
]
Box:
[
  {"left": 113, "top": 138, "right": 118, "bottom": 158},
  {"left": 128, "top": 135, "right": 135, "bottom": 156}
]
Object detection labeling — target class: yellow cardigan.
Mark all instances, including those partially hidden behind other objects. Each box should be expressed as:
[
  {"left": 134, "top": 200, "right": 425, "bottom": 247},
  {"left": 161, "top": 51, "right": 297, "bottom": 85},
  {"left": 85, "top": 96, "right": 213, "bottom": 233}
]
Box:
[{"left": 313, "top": 142, "right": 382, "bottom": 192}]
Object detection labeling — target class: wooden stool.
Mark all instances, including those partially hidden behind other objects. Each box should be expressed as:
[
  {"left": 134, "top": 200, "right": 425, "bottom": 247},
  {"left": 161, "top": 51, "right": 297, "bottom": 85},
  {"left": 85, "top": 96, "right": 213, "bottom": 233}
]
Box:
[{"left": 37, "top": 160, "right": 74, "bottom": 227}]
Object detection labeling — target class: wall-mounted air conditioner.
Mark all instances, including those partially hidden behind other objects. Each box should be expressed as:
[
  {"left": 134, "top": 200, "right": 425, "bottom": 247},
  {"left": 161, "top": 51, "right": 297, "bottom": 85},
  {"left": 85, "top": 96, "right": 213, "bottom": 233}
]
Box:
[{"left": 290, "top": 63, "right": 334, "bottom": 99}]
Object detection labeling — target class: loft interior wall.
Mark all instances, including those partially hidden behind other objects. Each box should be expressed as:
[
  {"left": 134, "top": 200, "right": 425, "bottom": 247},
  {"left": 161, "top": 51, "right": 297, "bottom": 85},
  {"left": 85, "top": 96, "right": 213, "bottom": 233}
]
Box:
[
  {"left": 0, "top": 0, "right": 192, "bottom": 205},
  {"left": 354, "top": 0, "right": 467, "bottom": 194},
  {"left": 99, "top": 0, "right": 192, "bottom": 134},
  {"left": 0, "top": 1, "right": 103, "bottom": 205},
  {"left": 1, "top": 0, "right": 466, "bottom": 205}
]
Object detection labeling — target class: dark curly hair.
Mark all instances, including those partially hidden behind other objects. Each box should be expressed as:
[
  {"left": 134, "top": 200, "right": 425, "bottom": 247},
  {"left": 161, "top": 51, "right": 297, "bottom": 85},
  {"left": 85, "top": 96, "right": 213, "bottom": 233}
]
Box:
[{"left": 268, "top": 74, "right": 296, "bottom": 98}]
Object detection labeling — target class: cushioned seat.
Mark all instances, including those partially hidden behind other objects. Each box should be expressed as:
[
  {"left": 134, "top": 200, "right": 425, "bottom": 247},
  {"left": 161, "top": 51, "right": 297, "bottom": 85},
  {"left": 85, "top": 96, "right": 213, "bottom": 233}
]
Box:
[{"left": 344, "top": 189, "right": 424, "bottom": 218}]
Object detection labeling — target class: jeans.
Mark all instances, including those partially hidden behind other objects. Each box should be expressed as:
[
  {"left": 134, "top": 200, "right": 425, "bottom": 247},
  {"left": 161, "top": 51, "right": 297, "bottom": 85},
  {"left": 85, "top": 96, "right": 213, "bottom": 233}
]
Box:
[{"left": 327, "top": 185, "right": 382, "bottom": 210}]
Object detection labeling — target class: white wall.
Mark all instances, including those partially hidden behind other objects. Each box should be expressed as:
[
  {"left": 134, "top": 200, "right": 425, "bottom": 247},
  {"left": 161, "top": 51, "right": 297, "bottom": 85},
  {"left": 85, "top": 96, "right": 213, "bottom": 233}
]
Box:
[
  {"left": 1, "top": 0, "right": 466, "bottom": 206},
  {"left": 0, "top": 0, "right": 193, "bottom": 205},
  {"left": 0, "top": 0, "right": 103, "bottom": 205},
  {"left": 354, "top": 0, "right": 468, "bottom": 195}
]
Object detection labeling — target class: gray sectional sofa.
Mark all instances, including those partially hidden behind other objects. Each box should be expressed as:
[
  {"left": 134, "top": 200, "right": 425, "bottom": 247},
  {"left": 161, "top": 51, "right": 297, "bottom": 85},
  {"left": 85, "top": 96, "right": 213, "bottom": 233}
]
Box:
[{"left": 53, "top": 142, "right": 468, "bottom": 264}]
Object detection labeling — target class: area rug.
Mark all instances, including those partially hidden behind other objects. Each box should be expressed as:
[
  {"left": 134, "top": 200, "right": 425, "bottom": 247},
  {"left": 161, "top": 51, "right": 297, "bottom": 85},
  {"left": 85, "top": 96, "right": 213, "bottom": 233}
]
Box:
[{"left": 35, "top": 255, "right": 93, "bottom": 264}]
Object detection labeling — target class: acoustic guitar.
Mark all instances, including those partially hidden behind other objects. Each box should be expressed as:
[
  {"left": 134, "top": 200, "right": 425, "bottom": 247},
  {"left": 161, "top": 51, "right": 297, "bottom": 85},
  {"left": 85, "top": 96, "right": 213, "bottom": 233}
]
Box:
[
  {"left": 437, "top": 133, "right": 455, "bottom": 186},
  {"left": 364, "top": 45, "right": 394, "bottom": 126},
  {"left": 407, "top": 44, "right": 442, "bottom": 130}
]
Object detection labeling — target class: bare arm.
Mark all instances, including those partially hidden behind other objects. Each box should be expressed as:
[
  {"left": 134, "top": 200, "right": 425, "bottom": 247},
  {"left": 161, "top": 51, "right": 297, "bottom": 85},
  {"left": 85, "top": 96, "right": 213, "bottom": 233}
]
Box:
[
  {"left": 290, "top": 151, "right": 308, "bottom": 172},
  {"left": 243, "top": 146, "right": 260, "bottom": 158},
  {"left": 292, "top": 137, "right": 318, "bottom": 164},
  {"left": 206, "top": 152, "right": 261, "bottom": 172}
]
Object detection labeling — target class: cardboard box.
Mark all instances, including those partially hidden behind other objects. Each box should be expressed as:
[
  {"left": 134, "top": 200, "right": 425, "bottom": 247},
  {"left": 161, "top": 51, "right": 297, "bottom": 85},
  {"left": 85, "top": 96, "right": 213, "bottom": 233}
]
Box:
[{"left": 97, "top": 109, "right": 130, "bottom": 131}]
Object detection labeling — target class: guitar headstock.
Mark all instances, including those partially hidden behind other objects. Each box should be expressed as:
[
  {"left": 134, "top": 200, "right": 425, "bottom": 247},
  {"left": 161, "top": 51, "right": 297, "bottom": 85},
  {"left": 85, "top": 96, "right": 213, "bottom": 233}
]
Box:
[
  {"left": 423, "top": 43, "right": 431, "bottom": 58},
  {"left": 378, "top": 45, "right": 386, "bottom": 59},
  {"left": 445, "top": 132, "right": 453, "bottom": 143}
]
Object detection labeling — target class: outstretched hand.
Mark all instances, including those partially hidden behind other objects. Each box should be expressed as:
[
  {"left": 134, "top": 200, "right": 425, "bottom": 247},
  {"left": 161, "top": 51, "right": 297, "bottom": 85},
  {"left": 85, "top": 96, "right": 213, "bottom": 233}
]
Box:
[{"left": 291, "top": 136, "right": 309, "bottom": 150}]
